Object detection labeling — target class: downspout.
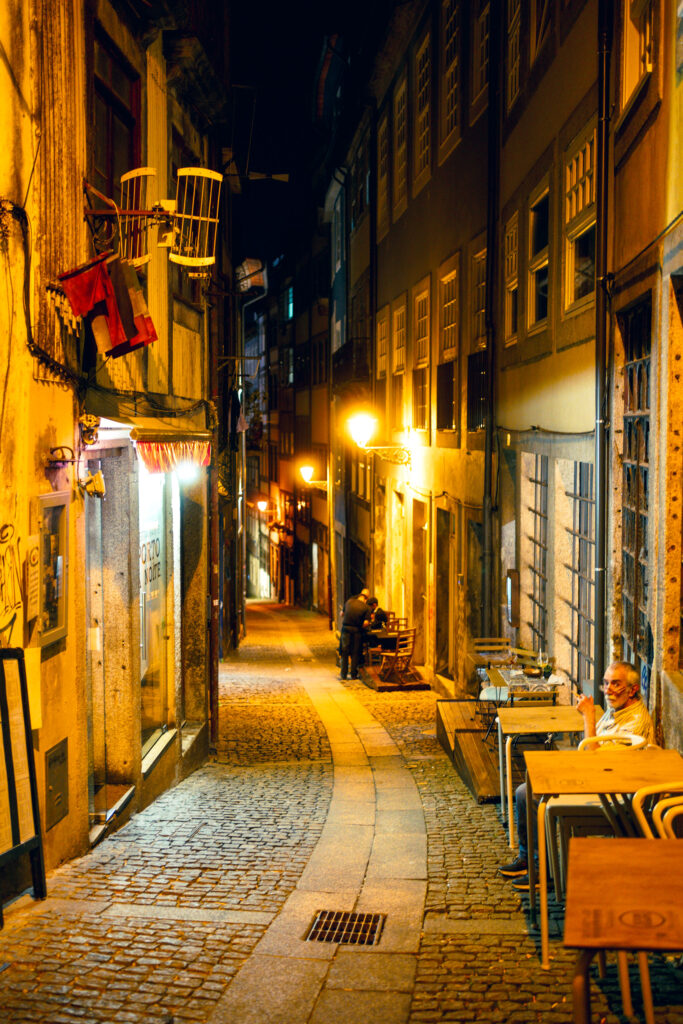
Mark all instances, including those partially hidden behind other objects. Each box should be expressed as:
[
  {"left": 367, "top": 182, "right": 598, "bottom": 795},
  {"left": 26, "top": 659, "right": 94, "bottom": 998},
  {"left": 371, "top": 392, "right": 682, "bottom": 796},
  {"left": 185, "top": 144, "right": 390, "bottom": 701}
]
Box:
[
  {"left": 593, "top": 0, "right": 613, "bottom": 703},
  {"left": 208, "top": 290, "right": 220, "bottom": 748},
  {"left": 369, "top": 106, "right": 377, "bottom": 600},
  {"left": 482, "top": 0, "right": 501, "bottom": 636}
]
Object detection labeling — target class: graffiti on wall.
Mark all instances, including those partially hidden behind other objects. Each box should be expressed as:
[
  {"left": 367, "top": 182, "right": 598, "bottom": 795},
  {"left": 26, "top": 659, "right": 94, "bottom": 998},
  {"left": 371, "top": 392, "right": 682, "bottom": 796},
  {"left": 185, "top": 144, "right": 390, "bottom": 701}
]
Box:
[{"left": 0, "top": 523, "right": 23, "bottom": 646}]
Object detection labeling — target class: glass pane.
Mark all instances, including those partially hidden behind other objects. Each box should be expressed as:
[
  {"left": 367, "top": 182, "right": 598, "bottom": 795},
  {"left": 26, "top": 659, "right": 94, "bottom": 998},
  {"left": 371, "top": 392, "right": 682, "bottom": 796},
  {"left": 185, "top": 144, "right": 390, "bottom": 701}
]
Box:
[
  {"left": 94, "top": 40, "right": 109, "bottom": 84},
  {"left": 574, "top": 224, "right": 596, "bottom": 299},
  {"left": 112, "top": 114, "right": 131, "bottom": 202},
  {"left": 94, "top": 93, "right": 109, "bottom": 187},
  {"left": 534, "top": 265, "right": 548, "bottom": 321},
  {"left": 111, "top": 61, "right": 131, "bottom": 107},
  {"left": 531, "top": 193, "right": 549, "bottom": 255},
  {"left": 139, "top": 466, "right": 166, "bottom": 755}
]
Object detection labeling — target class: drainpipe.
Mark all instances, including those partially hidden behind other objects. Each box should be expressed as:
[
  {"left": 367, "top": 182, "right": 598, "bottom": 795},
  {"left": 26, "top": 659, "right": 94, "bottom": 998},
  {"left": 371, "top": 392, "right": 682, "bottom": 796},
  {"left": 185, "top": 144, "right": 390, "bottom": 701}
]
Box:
[
  {"left": 593, "top": 0, "right": 613, "bottom": 704},
  {"left": 482, "top": 0, "right": 501, "bottom": 636},
  {"left": 208, "top": 292, "right": 220, "bottom": 748}
]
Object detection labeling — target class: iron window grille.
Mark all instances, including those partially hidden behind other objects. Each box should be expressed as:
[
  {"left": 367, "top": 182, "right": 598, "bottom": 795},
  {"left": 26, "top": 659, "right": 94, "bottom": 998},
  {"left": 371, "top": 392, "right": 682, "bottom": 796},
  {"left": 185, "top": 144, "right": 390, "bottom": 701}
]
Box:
[
  {"left": 466, "top": 349, "right": 487, "bottom": 432},
  {"left": 562, "top": 462, "right": 595, "bottom": 694},
  {"left": 620, "top": 298, "right": 652, "bottom": 681},
  {"left": 527, "top": 453, "right": 548, "bottom": 650}
]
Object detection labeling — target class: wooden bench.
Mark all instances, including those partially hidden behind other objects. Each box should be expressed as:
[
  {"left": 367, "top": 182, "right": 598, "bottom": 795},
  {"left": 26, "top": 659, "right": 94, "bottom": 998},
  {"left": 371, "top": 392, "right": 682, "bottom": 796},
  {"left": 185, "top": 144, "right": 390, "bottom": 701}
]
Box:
[{"left": 378, "top": 628, "right": 417, "bottom": 685}]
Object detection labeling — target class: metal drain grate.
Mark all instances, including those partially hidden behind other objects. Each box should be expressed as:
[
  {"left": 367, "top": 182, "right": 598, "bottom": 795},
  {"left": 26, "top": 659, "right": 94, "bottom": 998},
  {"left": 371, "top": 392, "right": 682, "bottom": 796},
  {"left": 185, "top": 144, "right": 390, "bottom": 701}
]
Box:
[{"left": 305, "top": 910, "right": 386, "bottom": 946}]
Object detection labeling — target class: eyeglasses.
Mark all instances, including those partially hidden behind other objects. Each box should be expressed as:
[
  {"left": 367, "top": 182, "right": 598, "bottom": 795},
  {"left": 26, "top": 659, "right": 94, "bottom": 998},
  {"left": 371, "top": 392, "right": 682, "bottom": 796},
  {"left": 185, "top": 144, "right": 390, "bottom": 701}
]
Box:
[{"left": 600, "top": 681, "right": 628, "bottom": 695}]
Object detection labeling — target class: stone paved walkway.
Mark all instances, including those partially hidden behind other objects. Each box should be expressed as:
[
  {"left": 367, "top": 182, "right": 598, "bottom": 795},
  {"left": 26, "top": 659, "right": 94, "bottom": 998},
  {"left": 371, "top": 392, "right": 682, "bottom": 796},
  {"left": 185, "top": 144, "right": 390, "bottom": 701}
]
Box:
[{"left": 0, "top": 603, "right": 681, "bottom": 1023}]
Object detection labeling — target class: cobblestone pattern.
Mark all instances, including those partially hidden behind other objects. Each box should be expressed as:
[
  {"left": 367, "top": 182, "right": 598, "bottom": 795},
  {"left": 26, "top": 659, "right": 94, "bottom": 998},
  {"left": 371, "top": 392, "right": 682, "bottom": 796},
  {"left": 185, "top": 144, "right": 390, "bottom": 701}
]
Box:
[
  {"left": 0, "top": 908, "right": 263, "bottom": 1023},
  {"left": 0, "top": 608, "right": 335, "bottom": 1024},
  {"left": 341, "top": 680, "right": 683, "bottom": 1023},
  {"left": 48, "top": 761, "right": 331, "bottom": 912}
]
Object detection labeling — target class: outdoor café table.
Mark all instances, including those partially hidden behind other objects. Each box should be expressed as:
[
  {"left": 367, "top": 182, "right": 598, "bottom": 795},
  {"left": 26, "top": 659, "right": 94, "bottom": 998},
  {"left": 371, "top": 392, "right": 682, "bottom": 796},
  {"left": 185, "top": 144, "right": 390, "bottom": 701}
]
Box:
[
  {"left": 564, "top": 837, "right": 683, "bottom": 1024},
  {"left": 524, "top": 748, "right": 683, "bottom": 969},
  {"left": 497, "top": 704, "right": 584, "bottom": 847}
]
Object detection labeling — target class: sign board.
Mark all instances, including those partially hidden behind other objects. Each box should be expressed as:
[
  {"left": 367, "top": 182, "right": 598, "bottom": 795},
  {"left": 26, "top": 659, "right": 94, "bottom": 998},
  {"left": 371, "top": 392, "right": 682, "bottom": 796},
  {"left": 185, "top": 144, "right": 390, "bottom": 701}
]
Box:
[{"left": 0, "top": 649, "right": 46, "bottom": 927}]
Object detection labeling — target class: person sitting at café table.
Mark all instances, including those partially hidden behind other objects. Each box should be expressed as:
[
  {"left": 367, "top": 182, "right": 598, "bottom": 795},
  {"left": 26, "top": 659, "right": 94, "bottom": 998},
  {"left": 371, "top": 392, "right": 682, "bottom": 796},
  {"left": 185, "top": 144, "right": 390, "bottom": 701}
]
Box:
[
  {"left": 366, "top": 596, "right": 388, "bottom": 630},
  {"left": 498, "top": 660, "right": 655, "bottom": 890}
]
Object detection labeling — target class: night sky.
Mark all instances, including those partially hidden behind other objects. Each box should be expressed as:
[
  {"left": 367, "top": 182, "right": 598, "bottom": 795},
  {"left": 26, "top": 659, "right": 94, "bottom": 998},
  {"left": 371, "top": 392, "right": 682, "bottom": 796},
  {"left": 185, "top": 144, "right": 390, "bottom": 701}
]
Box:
[{"left": 229, "top": 0, "right": 393, "bottom": 262}]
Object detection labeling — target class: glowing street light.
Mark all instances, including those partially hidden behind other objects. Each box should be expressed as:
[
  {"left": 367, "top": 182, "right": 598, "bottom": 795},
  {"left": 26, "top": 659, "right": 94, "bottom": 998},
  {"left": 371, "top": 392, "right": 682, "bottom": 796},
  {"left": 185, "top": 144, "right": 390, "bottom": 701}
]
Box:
[
  {"left": 299, "top": 463, "right": 328, "bottom": 490},
  {"left": 345, "top": 411, "right": 411, "bottom": 467}
]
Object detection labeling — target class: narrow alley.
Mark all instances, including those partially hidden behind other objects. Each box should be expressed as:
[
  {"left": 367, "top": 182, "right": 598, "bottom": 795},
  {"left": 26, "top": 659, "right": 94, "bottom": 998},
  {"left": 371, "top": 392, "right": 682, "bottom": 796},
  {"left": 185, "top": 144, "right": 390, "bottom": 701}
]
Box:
[{"left": 0, "top": 605, "right": 680, "bottom": 1024}]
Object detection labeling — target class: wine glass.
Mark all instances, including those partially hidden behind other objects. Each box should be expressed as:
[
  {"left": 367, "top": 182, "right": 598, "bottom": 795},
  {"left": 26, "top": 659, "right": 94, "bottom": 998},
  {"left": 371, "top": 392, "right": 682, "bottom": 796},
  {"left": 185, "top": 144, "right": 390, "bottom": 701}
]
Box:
[{"left": 538, "top": 650, "right": 548, "bottom": 673}]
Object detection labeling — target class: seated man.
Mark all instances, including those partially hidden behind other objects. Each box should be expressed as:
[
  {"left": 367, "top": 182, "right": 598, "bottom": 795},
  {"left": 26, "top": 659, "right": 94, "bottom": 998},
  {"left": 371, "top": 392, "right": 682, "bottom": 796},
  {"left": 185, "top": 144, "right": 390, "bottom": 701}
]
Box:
[
  {"left": 499, "top": 660, "right": 654, "bottom": 889},
  {"left": 339, "top": 588, "right": 371, "bottom": 680},
  {"left": 366, "top": 596, "right": 388, "bottom": 630}
]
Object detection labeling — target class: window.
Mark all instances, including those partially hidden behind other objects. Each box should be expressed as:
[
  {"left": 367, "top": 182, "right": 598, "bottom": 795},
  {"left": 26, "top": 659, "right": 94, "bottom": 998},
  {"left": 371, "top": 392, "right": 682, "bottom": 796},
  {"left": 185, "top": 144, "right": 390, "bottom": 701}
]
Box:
[
  {"left": 413, "top": 367, "right": 429, "bottom": 429},
  {"left": 471, "top": 248, "right": 487, "bottom": 349},
  {"left": 531, "top": 0, "right": 551, "bottom": 63},
  {"left": 565, "top": 130, "right": 596, "bottom": 308},
  {"left": 504, "top": 215, "right": 519, "bottom": 345},
  {"left": 350, "top": 135, "right": 369, "bottom": 230},
  {"left": 352, "top": 448, "right": 371, "bottom": 501},
  {"left": 376, "top": 307, "right": 389, "bottom": 378},
  {"left": 437, "top": 258, "right": 459, "bottom": 431},
  {"left": 393, "top": 76, "right": 408, "bottom": 218},
  {"left": 392, "top": 301, "right": 406, "bottom": 429},
  {"left": 506, "top": 0, "right": 521, "bottom": 110},
  {"left": 471, "top": 1, "right": 490, "bottom": 119},
  {"left": 440, "top": 264, "right": 459, "bottom": 360},
  {"left": 620, "top": 297, "right": 652, "bottom": 686},
  {"left": 622, "top": 0, "right": 653, "bottom": 107},
  {"left": 333, "top": 194, "right": 343, "bottom": 273},
  {"left": 377, "top": 115, "right": 390, "bottom": 241},
  {"left": 268, "top": 443, "right": 278, "bottom": 485},
  {"left": 392, "top": 303, "right": 406, "bottom": 373},
  {"left": 528, "top": 453, "right": 549, "bottom": 650},
  {"left": 93, "top": 34, "right": 139, "bottom": 203},
  {"left": 413, "top": 284, "right": 430, "bottom": 366},
  {"left": 440, "top": 0, "right": 460, "bottom": 155},
  {"left": 529, "top": 188, "right": 549, "bottom": 327},
  {"left": 414, "top": 33, "right": 432, "bottom": 192},
  {"left": 563, "top": 462, "right": 595, "bottom": 695},
  {"left": 466, "top": 349, "right": 487, "bottom": 431}
]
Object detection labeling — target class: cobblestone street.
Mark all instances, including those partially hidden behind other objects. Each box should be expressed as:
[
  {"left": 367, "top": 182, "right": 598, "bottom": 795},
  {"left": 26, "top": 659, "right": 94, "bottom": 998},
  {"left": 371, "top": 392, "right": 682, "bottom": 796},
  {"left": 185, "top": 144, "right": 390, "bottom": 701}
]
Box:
[{"left": 0, "top": 603, "right": 681, "bottom": 1023}]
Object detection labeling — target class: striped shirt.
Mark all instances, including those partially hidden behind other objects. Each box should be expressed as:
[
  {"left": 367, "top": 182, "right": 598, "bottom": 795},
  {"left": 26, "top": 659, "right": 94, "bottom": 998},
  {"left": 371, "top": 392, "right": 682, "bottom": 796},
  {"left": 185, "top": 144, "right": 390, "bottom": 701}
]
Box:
[{"left": 596, "top": 698, "right": 655, "bottom": 746}]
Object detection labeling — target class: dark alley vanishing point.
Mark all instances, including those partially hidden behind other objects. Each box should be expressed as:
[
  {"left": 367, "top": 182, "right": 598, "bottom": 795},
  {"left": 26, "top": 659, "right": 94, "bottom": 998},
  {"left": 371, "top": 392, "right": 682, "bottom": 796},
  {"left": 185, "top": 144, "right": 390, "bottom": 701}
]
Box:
[{"left": 0, "top": 604, "right": 682, "bottom": 1024}]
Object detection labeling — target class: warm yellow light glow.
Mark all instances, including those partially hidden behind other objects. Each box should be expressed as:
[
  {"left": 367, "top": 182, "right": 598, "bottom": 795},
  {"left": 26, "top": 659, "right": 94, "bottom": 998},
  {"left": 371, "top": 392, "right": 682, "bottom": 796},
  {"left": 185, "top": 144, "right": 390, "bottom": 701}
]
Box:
[
  {"left": 299, "top": 465, "right": 314, "bottom": 484},
  {"left": 175, "top": 462, "right": 200, "bottom": 484},
  {"left": 347, "top": 412, "right": 378, "bottom": 449},
  {"left": 257, "top": 500, "right": 268, "bottom": 512}
]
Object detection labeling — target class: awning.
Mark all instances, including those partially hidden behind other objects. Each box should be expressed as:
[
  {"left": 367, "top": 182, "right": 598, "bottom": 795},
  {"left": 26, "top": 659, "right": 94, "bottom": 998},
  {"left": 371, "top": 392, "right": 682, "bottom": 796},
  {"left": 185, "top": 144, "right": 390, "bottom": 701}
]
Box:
[
  {"left": 130, "top": 428, "right": 212, "bottom": 474},
  {"left": 84, "top": 387, "right": 212, "bottom": 474}
]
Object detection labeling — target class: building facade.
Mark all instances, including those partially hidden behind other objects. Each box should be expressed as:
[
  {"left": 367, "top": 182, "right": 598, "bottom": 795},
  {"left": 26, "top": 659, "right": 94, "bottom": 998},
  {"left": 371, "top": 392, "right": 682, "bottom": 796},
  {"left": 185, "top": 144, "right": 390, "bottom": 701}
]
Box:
[{"left": 0, "top": 0, "right": 235, "bottom": 899}]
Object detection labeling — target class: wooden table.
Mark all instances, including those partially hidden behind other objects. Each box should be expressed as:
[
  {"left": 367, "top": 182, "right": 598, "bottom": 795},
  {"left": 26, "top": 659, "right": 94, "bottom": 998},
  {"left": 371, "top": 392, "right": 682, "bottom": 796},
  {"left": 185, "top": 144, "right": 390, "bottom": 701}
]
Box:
[
  {"left": 497, "top": 705, "right": 584, "bottom": 846},
  {"left": 564, "top": 837, "right": 683, "bottom": 1023},
  {"left": 524, "top": 748, "right": 683, "bottom": 969}
]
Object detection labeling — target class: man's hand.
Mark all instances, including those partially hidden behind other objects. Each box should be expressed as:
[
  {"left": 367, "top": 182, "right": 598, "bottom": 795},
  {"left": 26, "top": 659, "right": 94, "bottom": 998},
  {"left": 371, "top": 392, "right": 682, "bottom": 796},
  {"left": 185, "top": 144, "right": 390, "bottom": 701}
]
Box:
[{"left": 576, "top": 693, "right": 597, "bottom": 741}]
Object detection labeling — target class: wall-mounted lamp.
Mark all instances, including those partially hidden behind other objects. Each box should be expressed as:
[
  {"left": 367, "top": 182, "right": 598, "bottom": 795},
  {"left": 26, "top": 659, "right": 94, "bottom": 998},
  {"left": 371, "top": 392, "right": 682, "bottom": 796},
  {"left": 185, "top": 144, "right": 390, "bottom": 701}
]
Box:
[
  {"left": 46, "top": 445, "right": 77, "bottom": 468},
  {"left": 299, "top": 464, "right": 328, "bottom": 490},
  {"left": 79, "top": 470, "right": 106, "bottom": 499},
  {"left": 346, "top": 413, "right": 411, "bottom": 467}
]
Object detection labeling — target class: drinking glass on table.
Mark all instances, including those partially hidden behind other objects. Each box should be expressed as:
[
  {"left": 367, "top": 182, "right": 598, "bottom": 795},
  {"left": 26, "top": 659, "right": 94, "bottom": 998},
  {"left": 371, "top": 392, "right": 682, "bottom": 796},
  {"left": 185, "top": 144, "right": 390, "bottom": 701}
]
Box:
[{"left": 538, "top": 650, "right": 548, "bottom": 672}]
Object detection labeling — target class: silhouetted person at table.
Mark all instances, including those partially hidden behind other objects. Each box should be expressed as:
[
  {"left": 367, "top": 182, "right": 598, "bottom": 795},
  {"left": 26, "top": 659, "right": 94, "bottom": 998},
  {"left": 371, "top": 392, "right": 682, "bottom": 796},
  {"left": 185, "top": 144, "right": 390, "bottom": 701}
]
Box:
[
  {"left": 366, "top": 597, "right": 388, "bottom": 630},
  {"left": 498, "top": 660, "right": 654, "bottom": 890},
  {"left": 339, "top": 588, "right": 371, "bottom": 679}
]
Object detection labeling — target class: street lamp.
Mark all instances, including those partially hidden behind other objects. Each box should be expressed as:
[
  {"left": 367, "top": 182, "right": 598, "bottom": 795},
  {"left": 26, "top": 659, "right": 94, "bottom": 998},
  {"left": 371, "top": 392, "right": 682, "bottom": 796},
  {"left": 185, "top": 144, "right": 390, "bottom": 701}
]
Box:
[
  {"left": 346, "top": 412, "right": 411, "bottom": 467},
  {"left": 299, "top": 463, "right": 328, "bottom": 490}
]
